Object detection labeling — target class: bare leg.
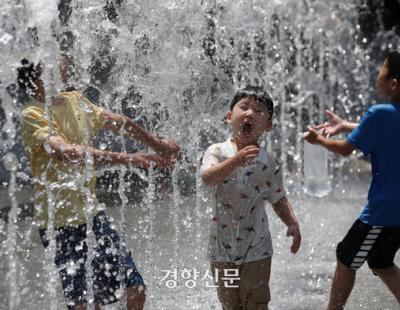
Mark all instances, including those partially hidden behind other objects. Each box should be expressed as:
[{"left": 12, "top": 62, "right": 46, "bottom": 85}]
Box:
[
  {"left": 126, "top": 285, "right": 146, "bottom": 310},
  {"left": 372, "top": 264, "right": 400, "bottom": 303},
  {"left": 73, "top": 287, "right": 145, "bottom": 310},
  {"left": 327, "top": 261, "right": 356, "bottom": 310}
]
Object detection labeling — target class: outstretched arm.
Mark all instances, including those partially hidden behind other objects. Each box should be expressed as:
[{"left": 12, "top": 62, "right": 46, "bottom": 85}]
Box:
[
  {"left": 272, "top": 197, "right": 301, "bottom": 254},
  {"left": 304, "top": 126, "right": 355, "bottom": 156},
  {"left": 46, "top": 135, "right": 170, "bottom": 168},
  {"left": 312, "top": 110, "right": 358, "bottom": 137},
  {"left": 103, "top": 111, "right": 180, "bottom": 158}
]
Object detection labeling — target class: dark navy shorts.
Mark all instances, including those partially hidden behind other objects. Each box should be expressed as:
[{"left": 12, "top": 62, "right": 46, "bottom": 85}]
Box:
[
  {"left": 39, "top": 211, "right": 145, "bottom": 309},
  {"left": 337, "top": 219, "right": 400, "bottom": 270}
]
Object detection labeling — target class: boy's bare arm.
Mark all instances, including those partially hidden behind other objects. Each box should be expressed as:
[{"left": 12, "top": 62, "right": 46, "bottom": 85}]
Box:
[
  {"left": 304, "top": 126, "right": 355, "bottom": 156},
  {"left": 202, "top": 156, "right": 241, "bottom": 186},
  {"left": 103, "top": 111, "right": 180, "bottom": 158},
  {"left": 272, "top": 197, "right": 301, "bottom": 254},
  {"left": 342, "top": 121, "right": 359, "bottom": 133},
  {"left": 46, "top": 135, "right": 169, "bottom": 168},
  {"left": 202, "top": 145, "right": 259, "bottom": 186}
]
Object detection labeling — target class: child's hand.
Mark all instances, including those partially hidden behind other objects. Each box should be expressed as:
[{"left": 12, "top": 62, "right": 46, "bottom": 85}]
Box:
[
  {"left": 304, "top": 126, "right": 321, "bottom": 144},
  {"left": 156, "top": 137, "right": 181, "bottom": 159},
  {"left": 236, "top": 145, "right": 260, "bottom": 166},
  {"left": 287, "top": 224, "right": 301, "bottom": 254},
  {"left": 312, "top": 110, "right": 345, "bottom": 137},
  {"left": 125, "top": 153, "right": 172, "bottom": 169}
]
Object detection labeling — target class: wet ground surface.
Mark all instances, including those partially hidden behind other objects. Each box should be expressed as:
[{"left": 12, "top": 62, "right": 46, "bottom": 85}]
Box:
[{"left": 0, "top": 177, "right": 399, "bottom": 310}]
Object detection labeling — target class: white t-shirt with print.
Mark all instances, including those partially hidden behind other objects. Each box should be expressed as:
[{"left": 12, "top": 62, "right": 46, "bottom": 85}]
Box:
[{"left": 201, "top": 138, "right": 286, "bottom": 265}]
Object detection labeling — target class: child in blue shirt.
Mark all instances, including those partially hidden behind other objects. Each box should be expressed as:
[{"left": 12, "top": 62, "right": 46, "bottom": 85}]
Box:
[{"left": 305, "top": 51, "right": 400, "bottom": 309}]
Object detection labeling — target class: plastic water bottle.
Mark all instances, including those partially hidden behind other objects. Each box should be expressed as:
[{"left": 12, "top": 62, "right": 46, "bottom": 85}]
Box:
[{"left": 303, "top": 142, "right": 331, "bottom": 197}]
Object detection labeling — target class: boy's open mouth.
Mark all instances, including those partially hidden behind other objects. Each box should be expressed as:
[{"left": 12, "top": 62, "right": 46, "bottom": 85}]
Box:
[{"left": 241, "top": 122, "right": 253, "bottom": 136}]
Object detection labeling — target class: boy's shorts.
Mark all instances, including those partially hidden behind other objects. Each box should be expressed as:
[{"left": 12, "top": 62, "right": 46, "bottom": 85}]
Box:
[
  {"left": 337, "top": 219, "right": 400, "bottom": 270},
  {"left": 39, "top": 211, "right": 145, "bottom": 309},
  {"left": 211, "top": 257, "right": 271, "bottom": 310}
]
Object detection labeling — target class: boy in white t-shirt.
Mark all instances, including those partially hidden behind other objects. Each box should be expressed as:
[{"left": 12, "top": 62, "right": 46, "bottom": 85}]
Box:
[{"left": 201, "top": 86, "right": 301, "bottom": 309}]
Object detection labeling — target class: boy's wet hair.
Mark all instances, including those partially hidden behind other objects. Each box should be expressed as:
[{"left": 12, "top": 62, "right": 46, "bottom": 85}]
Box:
[
  {"left": 230, "top": 86, "right": 274, "bottom": 119},
  {"left": 17, "top": 59, "right": 38, "bottom": 93},
  {"left": 385, "top": 50, "right": 400, "bottom": 82}
]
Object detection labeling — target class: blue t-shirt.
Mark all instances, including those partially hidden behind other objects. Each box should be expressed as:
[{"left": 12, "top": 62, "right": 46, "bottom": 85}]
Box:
[{"left": 347, "top": 103, "right": 400, "bottom": 227}]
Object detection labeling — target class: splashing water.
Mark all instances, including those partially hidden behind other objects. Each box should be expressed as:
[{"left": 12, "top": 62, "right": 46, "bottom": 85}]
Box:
[{"left": 1, "top": 0, "right": 399, "bottom": 309}]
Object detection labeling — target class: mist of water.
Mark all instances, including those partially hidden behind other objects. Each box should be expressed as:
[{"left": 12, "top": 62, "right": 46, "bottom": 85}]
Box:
[{"left": 1, "top": 0, "right": 398, "bottom": 309}]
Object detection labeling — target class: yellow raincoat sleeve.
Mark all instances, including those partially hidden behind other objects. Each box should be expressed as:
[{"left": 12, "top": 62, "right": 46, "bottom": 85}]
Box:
[
  {"left": 21, "top": 105, "right": 59, "bottom": 153},
  {"left": 82, "top": 96, "right": 106, "bottom": 132}
]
